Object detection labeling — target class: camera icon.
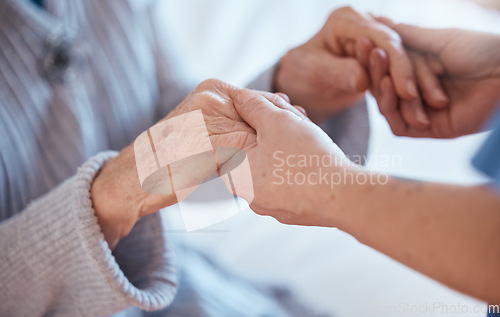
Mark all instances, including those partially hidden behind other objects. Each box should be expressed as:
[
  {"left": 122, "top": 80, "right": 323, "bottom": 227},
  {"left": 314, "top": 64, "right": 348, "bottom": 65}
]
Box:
[{"left": 134, "top": 110, "right": 254, "bottom": 231}]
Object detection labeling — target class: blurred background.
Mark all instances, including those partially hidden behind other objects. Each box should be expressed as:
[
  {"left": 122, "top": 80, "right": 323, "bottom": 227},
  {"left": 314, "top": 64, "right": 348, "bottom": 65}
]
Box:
[{"left": 157, "top": 1, "right": 500, "bottom": 316}]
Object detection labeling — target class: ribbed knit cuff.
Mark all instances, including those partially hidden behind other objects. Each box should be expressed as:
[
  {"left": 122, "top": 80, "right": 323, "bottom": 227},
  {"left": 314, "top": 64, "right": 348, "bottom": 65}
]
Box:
[
  {"left": 11, "top": 151, "right": 178, "bottom": 315},
  {"left": 76, "top": 151, "right": 178, "bottom": 311}
]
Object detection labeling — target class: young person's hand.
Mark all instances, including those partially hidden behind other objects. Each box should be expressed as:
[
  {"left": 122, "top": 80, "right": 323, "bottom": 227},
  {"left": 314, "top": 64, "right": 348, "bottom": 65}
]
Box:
[
  {"left": 229, "top": 89, "right": 500, "bottom": 306},
  {"left": 226, "top": 88, "right": 357, "bottom": 226},
  {"left": 371, "top": 22, "right": 500, "bottom": 138}
]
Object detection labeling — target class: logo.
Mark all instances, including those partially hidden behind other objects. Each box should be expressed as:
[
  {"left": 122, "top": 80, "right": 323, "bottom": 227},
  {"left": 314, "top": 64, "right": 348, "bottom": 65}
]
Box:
[{"left": 134, "top": 110, "right": 254, "bottom": 231}]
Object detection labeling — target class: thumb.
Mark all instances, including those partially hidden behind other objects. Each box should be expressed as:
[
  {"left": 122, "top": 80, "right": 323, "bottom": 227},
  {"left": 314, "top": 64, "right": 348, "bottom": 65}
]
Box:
[
  {"left": 231, "top": 89, "right": 281, "bottom": 131},
  {"left": 392, "top": 24, "right": 450, "bottom": 54}
]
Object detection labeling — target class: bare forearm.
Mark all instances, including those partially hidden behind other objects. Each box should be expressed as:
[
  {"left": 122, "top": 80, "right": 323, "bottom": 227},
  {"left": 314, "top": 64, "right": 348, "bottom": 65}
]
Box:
[{"left": 326, "top": 171, "right": 500, "bottom": 303}]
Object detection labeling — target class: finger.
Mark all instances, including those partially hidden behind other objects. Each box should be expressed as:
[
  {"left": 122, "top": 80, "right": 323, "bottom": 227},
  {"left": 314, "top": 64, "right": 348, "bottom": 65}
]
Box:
[
  {"left": 257, "top": 91, "right": 305, "bottom": 119},
  {"left": 376, "top": 78, "right": 436, "bottom": 137},
  {"left": 294, "top": 106, "right": 308, "bottom": 117},
  {"left": 374, "top": 75, "right": 435, "bottom": 138},
  {"left": 426, "top": 53, "right": 446, "bottom": 76},
  {"left": 369, "top": 47, "right": 388, "bottom": 98},
  {"left": 344, "top": 40, "right": 356, "bottom": 58},
  {"left": 313, "top": 50, "right": 369, "bottom": 92},
  {"left": 294, "top": 106, "right": 311, "bottom": 121},
  {"left": 400, "top": 98, "right": 430, "bottom": 130},
  {"left": 333, "top": 19, "right": 419, "bottom": 99},
  {"left": 377, "top": 76, "right": 407, "bottom": 135},
  {"left": 231, "top": 89, "right": 283, "bottom": 131},
  {"left": 275, "top": 92, "right": 291, "bottom": 103},
  {"left": 355, "top": 37, "right": 374, "bottom": 67},
  {"left": 391, "top": 24, "right": 452, "bottom": 54},
  {"left": 409, "top": 51, "right": 448, "bottom": 109}
]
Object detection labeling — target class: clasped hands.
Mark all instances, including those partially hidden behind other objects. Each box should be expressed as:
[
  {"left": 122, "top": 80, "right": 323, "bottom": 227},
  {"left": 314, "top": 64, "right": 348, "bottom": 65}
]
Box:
[{"left": 91, "top": 6, "right": 500, "bottom": 248}]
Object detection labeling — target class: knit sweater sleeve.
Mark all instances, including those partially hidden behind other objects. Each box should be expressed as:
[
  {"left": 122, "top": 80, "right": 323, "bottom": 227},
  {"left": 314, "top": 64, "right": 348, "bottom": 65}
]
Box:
[{"left": 0, "top": 152, "right": 178, "bottom": 317}]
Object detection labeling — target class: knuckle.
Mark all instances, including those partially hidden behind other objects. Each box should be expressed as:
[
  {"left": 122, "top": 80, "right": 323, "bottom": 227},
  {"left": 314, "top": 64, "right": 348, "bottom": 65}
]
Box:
[
  {"left": 241, "top": 94, "right": 267, "bottom": 118},
  {"left": 197, "top": 78, "right": 223, "bottom": 91},
  {"left": 245, "top": 94, "right": 264, "bottom": 107},
  {"left": 195, "top": 91, "right": 219, "bottom": 104}
]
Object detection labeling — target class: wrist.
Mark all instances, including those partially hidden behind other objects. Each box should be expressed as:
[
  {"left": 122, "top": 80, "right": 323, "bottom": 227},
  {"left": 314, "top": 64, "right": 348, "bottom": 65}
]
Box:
[{"left": 90, "top": 145, "right": 147, "bottom": 248}]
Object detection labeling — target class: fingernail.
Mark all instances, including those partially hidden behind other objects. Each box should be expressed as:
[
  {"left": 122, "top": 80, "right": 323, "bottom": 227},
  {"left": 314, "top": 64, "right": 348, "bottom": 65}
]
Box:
[{"left": 406, "top": 79, "right": 418, "bottom": 98}]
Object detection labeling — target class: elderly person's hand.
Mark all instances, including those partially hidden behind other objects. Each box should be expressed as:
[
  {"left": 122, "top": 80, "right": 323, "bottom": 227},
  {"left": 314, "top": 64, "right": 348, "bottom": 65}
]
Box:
[
  {"left": 90, "top": 79, "right": 270, "bottom": 248},
  {"left": 370, "top": 22, "right": 500, "bottom": 138},
  {"left": 274, "top": 6, "right": 429, "bottom": 124}
]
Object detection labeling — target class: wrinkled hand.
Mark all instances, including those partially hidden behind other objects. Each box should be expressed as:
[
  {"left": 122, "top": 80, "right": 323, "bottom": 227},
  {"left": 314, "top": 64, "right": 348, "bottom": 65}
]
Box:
[
  {"left": 164, "top": 79, "right": 256, "bottom": 151},
  {"left": 371, "top": 22, "right": 500, "bottom": 138},
  {"left": 91, "top": 79, "right": 258, "bottom": 248},
  {"left": 274, "top": 6, "right": 420, "bottom": 123}
]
